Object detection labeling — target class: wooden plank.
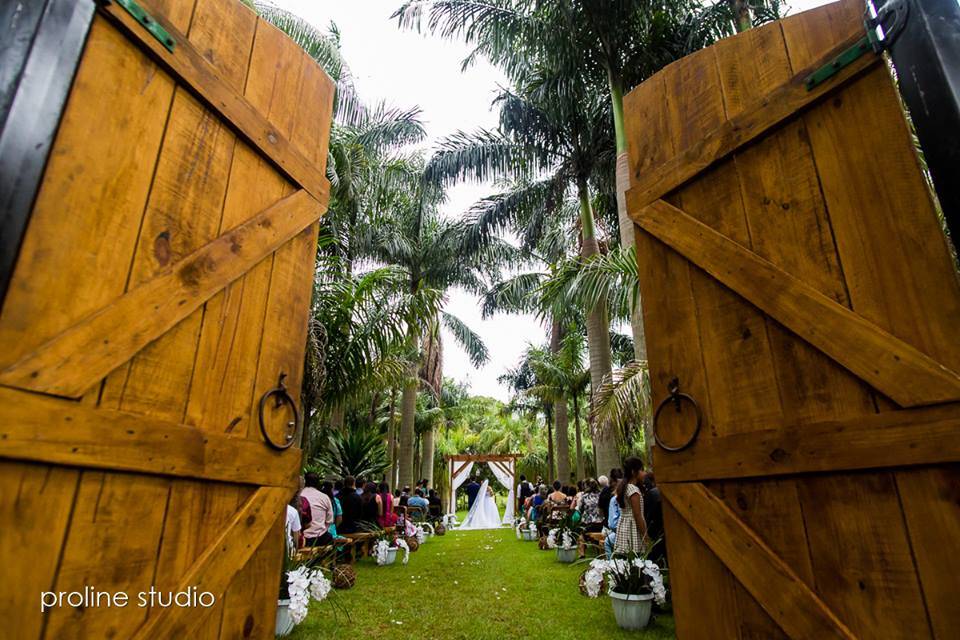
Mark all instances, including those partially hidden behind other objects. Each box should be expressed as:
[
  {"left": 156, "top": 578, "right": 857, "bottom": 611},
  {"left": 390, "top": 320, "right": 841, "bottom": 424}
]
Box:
[
  {"left": 99, "top": 0, "right": 258, "bottom": 421},
  {"left": 250, "top": 38, "right": 330, "bottom": 447},
  {"left": 131, "top": 486, "right": 289, "bottom": 640},
  {"left": 895, "top": 466, "right": 960, "bottom": 639},
  {"left": 629, "top": 198, "right": 960, "bottom": 407},
  {"left": 625, "top": 29, "right": 878, "bottom": 209},
  {"left": 0, "top": 386, "right": 301, "bottom": 488},
  {"left": 656, "top": 404, "right": 960, "bottom": 482},
  {"left": 796, "top": 472, "right": 930, "bottom": 638},
  {"left": 0, "top": 189, "right": 324, "bottom": 398},
  {"left": 663, "top": 482, "right": 856, "bottom": 640},
  {"left": 96, "top": 0, "right": 332, "bottom": 205},
  {"left": 43, "top": 471, "right": 172, "bottom": 639},
  {"left": 185, "top": 19, "right": 303, "bottom": 439},
  {"left": 662, "top": 499, "right": 743, "bottom": 640},
  {"left": 0, "top": 463, "right": 79, "bottom": 640}
]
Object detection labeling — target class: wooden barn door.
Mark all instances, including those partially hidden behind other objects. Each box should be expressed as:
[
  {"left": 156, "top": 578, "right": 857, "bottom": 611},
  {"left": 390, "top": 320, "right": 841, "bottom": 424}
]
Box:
[
  {"left": 0, "top": 1, "right": 331, "bottom": 638},
  {"left": 623, "top": 1, "right": 960, "bottom": 638}
]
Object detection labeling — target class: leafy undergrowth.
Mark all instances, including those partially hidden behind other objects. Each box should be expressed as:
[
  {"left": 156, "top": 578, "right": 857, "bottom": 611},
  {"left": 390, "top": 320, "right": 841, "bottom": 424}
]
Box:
[{"left": 288, "top": 527, "right": 675, "bottom": 640}]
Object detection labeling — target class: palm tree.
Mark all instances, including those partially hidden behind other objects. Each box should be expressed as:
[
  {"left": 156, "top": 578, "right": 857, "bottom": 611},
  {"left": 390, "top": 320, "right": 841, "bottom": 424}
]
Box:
[
  {"left": 423, "top": 76, "right": 621, "bottom": 473},
  {"left": 361, "top": 165, "right": 494, "bottom": 489}
]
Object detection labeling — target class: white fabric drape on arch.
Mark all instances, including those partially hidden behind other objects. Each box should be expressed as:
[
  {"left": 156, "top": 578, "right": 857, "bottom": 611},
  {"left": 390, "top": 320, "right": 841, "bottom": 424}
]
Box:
[
  {"left": 449, "top": 461, "right": 474, "bottom": 513},
  {"left": 486, "top": 461, "right": 515, "bottom": 523}
]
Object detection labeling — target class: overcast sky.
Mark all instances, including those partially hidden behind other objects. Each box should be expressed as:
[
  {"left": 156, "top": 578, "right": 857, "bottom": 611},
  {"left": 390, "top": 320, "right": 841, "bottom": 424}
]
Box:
[{"left": 273, "top": 0, "right": 833, "bottom": 401}]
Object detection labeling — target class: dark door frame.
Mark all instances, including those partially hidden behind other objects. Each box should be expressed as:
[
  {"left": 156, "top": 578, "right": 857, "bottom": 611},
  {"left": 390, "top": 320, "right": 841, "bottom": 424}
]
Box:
[{"left": 0, "top": 0, "right": 95, "bottom": 309}]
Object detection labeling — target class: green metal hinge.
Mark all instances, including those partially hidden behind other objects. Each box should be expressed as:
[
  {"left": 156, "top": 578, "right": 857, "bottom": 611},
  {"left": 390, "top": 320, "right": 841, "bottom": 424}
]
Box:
[
  {"left": 804, "top": 36, "right": 875, "bottom": 91},
  {"left": 111, "top": 0, "right": 176, "bottom": 53},
  {"left": 804, "top": 0, "right": 910, "bottom": 91}
]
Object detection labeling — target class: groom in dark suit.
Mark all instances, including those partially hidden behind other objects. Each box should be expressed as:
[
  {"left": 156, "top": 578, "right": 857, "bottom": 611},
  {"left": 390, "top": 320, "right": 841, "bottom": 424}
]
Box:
[{"left": 465, "top": 476, "right": 481, "bottom": 510}]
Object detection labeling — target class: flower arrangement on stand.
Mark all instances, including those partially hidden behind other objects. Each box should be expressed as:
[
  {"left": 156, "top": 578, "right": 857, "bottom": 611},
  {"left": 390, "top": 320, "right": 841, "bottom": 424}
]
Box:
[
  {"left": 373, "top": 530, "right": 411, "bottom": 566},
  {"left": 546, "top": 512, "right": 582, "bottom": 563},
  {"left": 582, "top": 548, "right": 666, "bottom": 630}
]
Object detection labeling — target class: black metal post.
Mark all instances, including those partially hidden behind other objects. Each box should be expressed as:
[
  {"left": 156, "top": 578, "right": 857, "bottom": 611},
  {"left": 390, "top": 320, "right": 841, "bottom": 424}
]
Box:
[
  {"left": 882, "top": 0, "right": 960, "bottom": 245},
  {"left": 0, "top": 0, "right": 95, "bottom": 309}
]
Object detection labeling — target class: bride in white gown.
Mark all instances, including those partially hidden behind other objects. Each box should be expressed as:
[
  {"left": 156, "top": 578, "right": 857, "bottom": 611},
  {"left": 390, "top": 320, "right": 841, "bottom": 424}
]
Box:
[{"left": 459, "top": 480, "right": 503, "bottom": 529}]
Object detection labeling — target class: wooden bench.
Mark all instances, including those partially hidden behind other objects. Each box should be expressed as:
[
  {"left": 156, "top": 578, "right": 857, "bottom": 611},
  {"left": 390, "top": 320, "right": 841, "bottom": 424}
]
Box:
[
  {"left": 580, "top": 531, "right": 606, "bottom": 558},
  {"left": 341, "top": 532, "right": 378, "bottom": 559}
]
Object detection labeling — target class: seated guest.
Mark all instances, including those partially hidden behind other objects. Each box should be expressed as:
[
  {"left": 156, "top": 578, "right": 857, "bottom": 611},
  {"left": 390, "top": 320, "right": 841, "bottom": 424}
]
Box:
[
  {"left": 548, "top": 481, "right": 567, "bottom": 505},
  {"left": 300, "top": 473, "right": 334, "bottom": 546},
  {"left": 399, "top": 485, "right": 411, "bottom": 507},
  {"left": 378, "top": 482, "right": 397, "bottom": 528},
  {"left": 643, "top": 473, "right": 666, "bottom": 564},
  {"left": 285, "top": 494, "right": 304, "bottom": 552},
  {"left": 408, "top": 488, "right": 429, "bottom": 510},
  {"left": 338, "top": 475, "right": 363, "bottom": 534},
  {"left": 321, "top": 481, "right": 343, "bottom": 540},
  {"left": 359, "top": 482, "right": 382, "bottom": 529},
  {"left": 427, "top": 489, "right": 443, "bottom": 518},
  {"left": 599, "top": 468, "right": 622, "bottom": 524},
  {"left": 577, "top": 478, "right": 604, "bottom": 533},
  {"left": 564, "top": 484, "right": 577, "bottom": 503},
  {"left": 530, "top": 485, "right": 548, "bottom": 520}
]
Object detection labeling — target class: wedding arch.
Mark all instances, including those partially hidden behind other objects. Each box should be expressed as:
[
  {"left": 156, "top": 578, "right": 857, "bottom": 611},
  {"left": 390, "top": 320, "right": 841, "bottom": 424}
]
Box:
[{"left": 445, "top": 454, "right": 519, "bottom": 523}]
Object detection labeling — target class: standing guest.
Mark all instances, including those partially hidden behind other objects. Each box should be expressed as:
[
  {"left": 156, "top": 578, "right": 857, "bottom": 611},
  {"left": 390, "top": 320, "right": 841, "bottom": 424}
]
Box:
[
  {"left": 643, "top": 473, "right": 666, "bottom": 564},
  {"left": 321, "top": 481, "right": 343, "bottom": 540},
  {"left": 427, "top": 489, "right": 443, "bottom": 518},
  {"left": 378, "top": 482, "right": 397, "bottom": 528},
  {"left": 355, "top": 476, "right": 366, "bottom": 495},
  {"left": 577, "top": 479, "right": 604, "bottom": 533},
  {"left": 614, "top": 457, "right": 648, "bottom": 555},
  {"left": 605, "top": 488, "right": 622, "bottom": 559},
  {"left": 285, "top": 494, "right": 303, "bottom": 552},
  {"left": 333, "top": 479, "right": 343, "bottom": 497},
  {"left": 465, "top": 476, "right": 481, "bottom": 510},
  {"left": 338, "top": 476, "right": 363, "bottom": 534},
  {"left": 359, "top": 482, "right": 382, "bottom": 528},
  {"left": 300, "top": 473, "right": 334, "bottom": 546},
  {"left": 548, "top": 481, "right": 567, "bottom": 505},
  {"left": 420, "top": 478, "right": 430, "bottom": 495},
  {"left": 599, "top": 468, "right": 622, "bottom": 523},
  {"left": 517, "top": 474, "right": 534, "bottom": 513}
]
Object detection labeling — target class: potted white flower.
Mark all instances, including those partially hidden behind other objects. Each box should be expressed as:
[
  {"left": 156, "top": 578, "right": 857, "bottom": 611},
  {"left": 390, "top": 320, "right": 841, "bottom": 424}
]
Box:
[
  {"left": 277, "top": 553, "right": 333, "bottom": 637},
  {"left": 521, "top": 521, "right": 537, "bottom": 542},
  {"left": 546, "top": 511, "right": 582, "bottom": 563},
  {"left": 374, "top": 535, "right": 411, "bottom": 566},
  {"left": 582, "top": 552, "right": 666, "bottom": 631}
]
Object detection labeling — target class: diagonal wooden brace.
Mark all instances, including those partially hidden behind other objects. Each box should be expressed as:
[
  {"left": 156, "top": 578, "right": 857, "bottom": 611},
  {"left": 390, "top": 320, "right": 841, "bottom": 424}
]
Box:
[
  {"left": 628, "top": 199, "right": 960, "bottom": 407},
  {"left": 0, "top": 189, "right": 325, "bottom": 397}
]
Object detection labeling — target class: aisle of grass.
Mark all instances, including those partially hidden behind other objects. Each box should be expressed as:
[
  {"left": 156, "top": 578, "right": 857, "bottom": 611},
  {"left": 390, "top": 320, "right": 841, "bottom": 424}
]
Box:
[{"left": 290, "top": 527, "right": 675, "bottom": 640}]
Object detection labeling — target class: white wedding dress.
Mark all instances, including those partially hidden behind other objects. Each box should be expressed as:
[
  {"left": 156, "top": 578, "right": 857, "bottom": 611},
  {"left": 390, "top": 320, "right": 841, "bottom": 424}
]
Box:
[{"left": 459, "top": 480, "right": 503, "bottom": 529}]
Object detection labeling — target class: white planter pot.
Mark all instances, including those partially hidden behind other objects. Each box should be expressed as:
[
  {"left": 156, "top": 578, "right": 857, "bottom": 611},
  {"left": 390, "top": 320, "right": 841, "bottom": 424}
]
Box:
[
  {"left": 275, "top": 598, "right": 295, "bottom": 637},
  {"left": 382, "top": 546, "right": 398, "bottom": 565},
  {"left": 609, "top": 590, "right": 654, "bottom": 630},
  {"left": 556, "top": 547, "right": 578, "bottom": 563},
  {"left": 521, "top": 529, "right": 537, "bottom": 542}
]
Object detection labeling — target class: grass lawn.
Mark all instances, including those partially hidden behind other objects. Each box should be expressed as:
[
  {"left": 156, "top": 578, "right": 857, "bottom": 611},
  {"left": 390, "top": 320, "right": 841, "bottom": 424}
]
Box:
[{"left": 289, "top": 527, "right": 675, "bottom": 640}]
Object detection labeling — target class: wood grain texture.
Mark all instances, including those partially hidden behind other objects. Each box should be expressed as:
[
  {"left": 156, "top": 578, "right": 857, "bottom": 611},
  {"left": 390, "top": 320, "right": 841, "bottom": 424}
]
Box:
[
  {"left": 130, "top": 486, "right": 289, "bottom": 640},
  {"left": 626, "top": 29, "right": 877, "bottom": 209},
  {"left": 656, "top": 404, "right": 960, "bottom": 482},
  {"left": 664, "top": 483, "right": 856, "bottom": 640},
  {"left": 0, "top": 189, "right": 324, "bottom": 398},
  {"left": 0, "top": 386, "right": 301, "bottom": 487},
  {"left": 630, "top": 198, "right": 960, "bottom": 407},
  {"left": 97, "top": 0, "right": 332, "bottom": 205}
]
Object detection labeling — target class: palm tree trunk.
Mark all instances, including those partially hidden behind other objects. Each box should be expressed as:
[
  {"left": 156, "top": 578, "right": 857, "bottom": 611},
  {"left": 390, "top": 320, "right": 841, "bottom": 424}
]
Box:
[
  {"left": 728, "top": 0, "right": 752, "bottom": 32},
  {"left": 550, "top": 320, "right": 571, "bottom": 483},
  {"left": 329, "top": 404, "right": 345, "bottom": 431},
  {"left": 398, "top": 357, "right": 418, "bottom": 490},
  {"left": 545, "top": 409, "right": 555, "bottom": 482},
  {"left": 386, "top": 388, "right": 397, "bottom": 484},
  {"left": 577, "top": 178, "right": 620, "bottom": 476},
  {"left": 609, "top": 79, "right": 653, "bottom": 467},
  {"left": 421, "top": 426, "right": 435, "bottom": 487},
  {"left": 573, "top": 392, "right": 585, "bottom": 481}
]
